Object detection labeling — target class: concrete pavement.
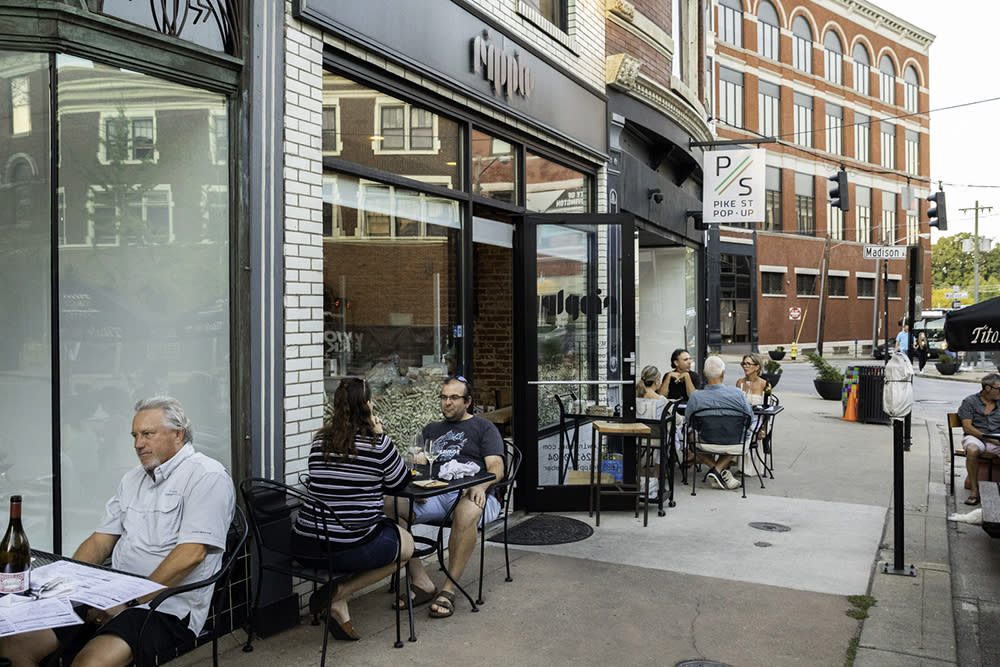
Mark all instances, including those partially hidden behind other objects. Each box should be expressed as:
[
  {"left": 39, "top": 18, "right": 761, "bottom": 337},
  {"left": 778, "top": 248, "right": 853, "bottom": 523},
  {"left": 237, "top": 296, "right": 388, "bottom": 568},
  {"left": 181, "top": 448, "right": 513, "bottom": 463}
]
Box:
[{"left": 169, "top": 355, "right": 998, "bottom": 666}]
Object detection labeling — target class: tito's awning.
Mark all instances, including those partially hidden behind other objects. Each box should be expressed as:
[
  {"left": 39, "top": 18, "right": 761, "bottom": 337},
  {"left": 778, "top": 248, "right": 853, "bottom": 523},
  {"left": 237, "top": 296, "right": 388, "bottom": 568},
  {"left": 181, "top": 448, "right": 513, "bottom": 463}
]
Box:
[{"left": 944, "top": 297, "right": 1000, "bottom": 351}]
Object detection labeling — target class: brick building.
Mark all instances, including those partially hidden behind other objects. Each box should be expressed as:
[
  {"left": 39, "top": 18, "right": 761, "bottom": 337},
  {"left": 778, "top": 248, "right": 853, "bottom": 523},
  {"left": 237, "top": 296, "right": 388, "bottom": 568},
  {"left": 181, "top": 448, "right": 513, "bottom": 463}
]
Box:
[{"left": 710, "top": 0, "right": 933, "bottom": 353}]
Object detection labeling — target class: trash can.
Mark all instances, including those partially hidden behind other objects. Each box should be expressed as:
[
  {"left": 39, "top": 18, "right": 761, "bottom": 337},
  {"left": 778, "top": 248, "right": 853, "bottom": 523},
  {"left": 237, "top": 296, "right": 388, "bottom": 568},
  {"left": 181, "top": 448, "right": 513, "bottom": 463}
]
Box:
[{"left": 856, "top": 365, "right": 890, "bottom": 425}]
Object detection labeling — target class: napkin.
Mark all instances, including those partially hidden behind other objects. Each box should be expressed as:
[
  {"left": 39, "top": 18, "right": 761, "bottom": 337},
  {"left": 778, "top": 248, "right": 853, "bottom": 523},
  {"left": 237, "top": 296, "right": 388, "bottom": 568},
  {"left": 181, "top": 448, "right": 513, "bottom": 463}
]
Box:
[{"left": 437, "top": 459, "right": 480, "bottom": 481}]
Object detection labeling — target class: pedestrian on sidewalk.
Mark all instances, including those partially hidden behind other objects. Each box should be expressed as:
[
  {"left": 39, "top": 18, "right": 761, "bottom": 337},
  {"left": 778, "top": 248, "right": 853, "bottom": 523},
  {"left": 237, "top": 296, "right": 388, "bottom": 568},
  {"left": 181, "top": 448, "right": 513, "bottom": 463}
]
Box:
[
  {"left": 956, "top": 373, "right": 1000, "bottom": 506},
  {"left": 915, "top": 332, "right": 929, "bottom": 371}
]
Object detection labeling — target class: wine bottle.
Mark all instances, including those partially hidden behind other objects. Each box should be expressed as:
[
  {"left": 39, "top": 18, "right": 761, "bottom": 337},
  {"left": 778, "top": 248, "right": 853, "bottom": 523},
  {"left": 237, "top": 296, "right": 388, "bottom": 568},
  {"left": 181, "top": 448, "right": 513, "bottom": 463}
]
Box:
[
  {"left": 0, "top": 495, "right": 30, "bottom": 594},
  {"left": 763, "top": 384, "right": 772, "bottom": 408}
]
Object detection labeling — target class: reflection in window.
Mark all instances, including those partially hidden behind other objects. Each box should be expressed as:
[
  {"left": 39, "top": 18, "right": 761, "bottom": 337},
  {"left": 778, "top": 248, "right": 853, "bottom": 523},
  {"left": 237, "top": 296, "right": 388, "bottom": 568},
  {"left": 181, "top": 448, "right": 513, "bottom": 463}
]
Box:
[
  {"left": 323, "top": 73, "right": 460, "bottom": 187},
  {"left": 57, "top": 56, "right": 231, "bottom": 549},
  {"left": 10, "top": 75, "right": 30, "bottom": 135},
  {"left": 322, "top": 171, "right": 461, "bottom": 448},
  {"left": 471, "top": 129, "right": 516, "bottom": 204},
  {"left": 526, "top": 151, "right": 590, "bottom": 213}
]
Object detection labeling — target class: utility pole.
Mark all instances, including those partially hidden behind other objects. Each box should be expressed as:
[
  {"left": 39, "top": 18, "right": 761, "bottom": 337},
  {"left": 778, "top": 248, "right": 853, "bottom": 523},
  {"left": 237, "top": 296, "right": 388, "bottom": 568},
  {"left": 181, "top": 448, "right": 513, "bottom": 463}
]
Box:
[
  {"left": 816, "top": 234, "right": 832, "bottom": 356},
  {"left": 958, "top": 201, "right": 993, "bottom": 306}
]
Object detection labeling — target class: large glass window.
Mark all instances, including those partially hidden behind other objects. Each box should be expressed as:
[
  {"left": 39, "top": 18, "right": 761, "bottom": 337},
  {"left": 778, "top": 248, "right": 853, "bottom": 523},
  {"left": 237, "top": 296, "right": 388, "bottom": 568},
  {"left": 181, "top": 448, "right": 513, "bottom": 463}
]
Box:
[
  {"left": 718, "top": 66, "right": 744, "bottom": 128},
  {"left": 825, "top": 103, "right": 843, "bottom": 155},
  {"left": 879, "top": 55, "right": 895, "bottom": 105},
  {"left": 471, "top": 129, "right": 516, "bottom": 205},
  {"left": 881, "top": 191, "right": 897, "bottom": 244},
  {"left": 757, "top": 2, "right": 780, "bottom": 60},
  {"left": 795, "top": 172, "right": 815, "bottom": 236},
  {"left": 525, "top": 151, "right": 590, "bottom": 213},
  {"left": 904, "top": 66, "right": 920, "bottom": 113},
  {"left": 793, "top": 92, "right": 812, "bottom": 147},
  {"left": 855, "top": 186, "right": 871, "bottom": 243},
  {"left": 322, "top": 172, "right": 461, "bottom": 447},
  {"left": 758, "top": 80, "right": 780, "bottom": 138},
  {"left": 761, "top": 271, "right": 784, "bottom": 295},
  {"left": 792, "top": 17, "right": 813, "bottom": 74},
  {"left": 880, "top": 122, "right": 896, "bottom": 169},
  {"left": 322, "top": 73, "right": 461, "bottom": 189},
  {"left": 829, "top": 207, "right": 844, "bottom": 241},
  {"left": 796, "top": 273, "right": 817, "bottom": 296},
  {"left": 0, "top": 51, "right": 52, "bottom": 548},
  {"left": 858, "top": 276, "right": 875, "bottom": 298},
  {"left": 764, "top": 166, "right": 781, "bottom": 232},
  {"left": 824, "top": 31, "right": 843, "bottom": 85},
  {"left": 718, "top": 0, "right": 743, "bottom": 47},
  {"left": 56, "top": 55, "right": 232, "bottom": 549},
  {"left": 521, "top": 0, "right": 567, "bottom": 31},
  {"left": 854, "top": 112, "right": 870, "bottom": 163},
  {"left": 905, "top": 129, "right": 919, "bottom": 175},
  {"left": 853, "top": 44, "right": 870, "bottom": 96}
]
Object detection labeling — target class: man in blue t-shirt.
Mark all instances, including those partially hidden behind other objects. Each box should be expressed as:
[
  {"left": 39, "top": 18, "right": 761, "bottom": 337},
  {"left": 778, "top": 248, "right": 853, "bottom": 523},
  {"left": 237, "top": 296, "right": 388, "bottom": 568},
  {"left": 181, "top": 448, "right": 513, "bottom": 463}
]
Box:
[
  {"left": 894, "top": 323, "right": 910, "bottom": 358},
  {"left": 387, "top": 376, "right": 504, "bottom": 619}
]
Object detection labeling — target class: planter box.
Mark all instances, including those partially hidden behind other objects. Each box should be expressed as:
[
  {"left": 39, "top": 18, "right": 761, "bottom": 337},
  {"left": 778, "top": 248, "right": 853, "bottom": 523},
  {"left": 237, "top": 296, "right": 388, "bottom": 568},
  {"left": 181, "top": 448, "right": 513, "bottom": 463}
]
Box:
[
  {"left": 936, "top": 362, "right": 957, "bottom": 376},
  {"left": 768, "top": 350, "right": 786, "bottom": 361},
  {"left": 761, "top": 372, "right": 781, "bottom": 389},
  {"left": 814, "top": 379, "right": 843, "bottom": 400}
]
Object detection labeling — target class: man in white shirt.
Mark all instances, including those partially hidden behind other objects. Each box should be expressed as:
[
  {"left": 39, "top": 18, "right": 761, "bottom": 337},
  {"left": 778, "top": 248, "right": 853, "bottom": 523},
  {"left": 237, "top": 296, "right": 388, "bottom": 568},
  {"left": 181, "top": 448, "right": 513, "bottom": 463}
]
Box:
[{"left": 0, "top": 396, "right": 234, "bottom": 667}]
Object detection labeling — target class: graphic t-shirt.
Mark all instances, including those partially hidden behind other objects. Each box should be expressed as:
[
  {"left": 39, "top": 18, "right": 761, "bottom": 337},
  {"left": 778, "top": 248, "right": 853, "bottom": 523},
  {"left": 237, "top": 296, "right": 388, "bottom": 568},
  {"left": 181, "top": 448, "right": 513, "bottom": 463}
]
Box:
[{"left": 421, "top": 415, "right": 504, "bottom": 469}]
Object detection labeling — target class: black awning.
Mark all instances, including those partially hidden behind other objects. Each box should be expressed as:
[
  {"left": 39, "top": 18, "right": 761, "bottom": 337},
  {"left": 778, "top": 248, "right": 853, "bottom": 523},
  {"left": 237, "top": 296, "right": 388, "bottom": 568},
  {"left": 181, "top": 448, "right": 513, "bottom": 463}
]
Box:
[{"left": 944, "top": 297, "right": 1000, "bottom": 351}]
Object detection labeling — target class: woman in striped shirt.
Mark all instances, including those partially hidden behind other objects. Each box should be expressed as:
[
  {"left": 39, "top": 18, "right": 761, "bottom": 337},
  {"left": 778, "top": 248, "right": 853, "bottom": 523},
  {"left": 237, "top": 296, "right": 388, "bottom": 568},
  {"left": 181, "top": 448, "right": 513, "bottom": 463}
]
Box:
[{"left": 292, "top": 377, "right": 414, "bottom": 640}]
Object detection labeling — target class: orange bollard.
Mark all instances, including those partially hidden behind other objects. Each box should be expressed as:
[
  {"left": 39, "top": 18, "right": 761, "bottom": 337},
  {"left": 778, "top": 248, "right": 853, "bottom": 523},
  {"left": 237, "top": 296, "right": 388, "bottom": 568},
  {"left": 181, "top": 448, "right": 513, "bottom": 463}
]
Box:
[{"left": 842, "top": 385, "right": 858, "bottom": 422}]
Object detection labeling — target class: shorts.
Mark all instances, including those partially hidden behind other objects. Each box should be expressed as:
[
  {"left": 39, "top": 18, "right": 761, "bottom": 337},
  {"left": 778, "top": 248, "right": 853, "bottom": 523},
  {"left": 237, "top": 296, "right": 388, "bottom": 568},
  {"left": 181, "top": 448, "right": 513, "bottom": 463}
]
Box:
[
  {"left": 411, "top": 489, "right": 501, "bottom": 526},
  {"left": 53, "top": 607, "right": 194, "bottom": 667},
  {"left": 963, "top": 434, "right": 1000, "bottom": 456},
  {"left": 293, "top": 520, "right": 401, "bottom": 571}
]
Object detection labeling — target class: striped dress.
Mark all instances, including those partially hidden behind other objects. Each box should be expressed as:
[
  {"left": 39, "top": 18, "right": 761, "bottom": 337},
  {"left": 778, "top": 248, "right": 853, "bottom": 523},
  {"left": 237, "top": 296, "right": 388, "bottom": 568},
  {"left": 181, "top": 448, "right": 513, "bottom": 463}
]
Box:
[{"left": 293, "top": 433, "right": 409, "bottom": 548}]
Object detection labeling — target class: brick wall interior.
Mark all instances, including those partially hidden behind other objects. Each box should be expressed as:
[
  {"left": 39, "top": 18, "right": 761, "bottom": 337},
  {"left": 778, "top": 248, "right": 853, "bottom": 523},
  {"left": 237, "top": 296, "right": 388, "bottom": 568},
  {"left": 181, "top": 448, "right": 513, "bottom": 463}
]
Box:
[{"left": 473, "top": 242, "right": 513, "bottom": 409}]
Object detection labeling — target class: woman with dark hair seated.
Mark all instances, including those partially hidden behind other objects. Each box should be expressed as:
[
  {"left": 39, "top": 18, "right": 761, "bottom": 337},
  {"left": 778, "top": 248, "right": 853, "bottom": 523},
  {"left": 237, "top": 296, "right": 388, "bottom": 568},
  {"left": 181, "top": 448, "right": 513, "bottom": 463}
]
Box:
[
  {"left": 658, "top": 348, "right": 701, "bottom": 400},
  {"left": 292, "top": 377, "right": 415, "bottom": 641}
]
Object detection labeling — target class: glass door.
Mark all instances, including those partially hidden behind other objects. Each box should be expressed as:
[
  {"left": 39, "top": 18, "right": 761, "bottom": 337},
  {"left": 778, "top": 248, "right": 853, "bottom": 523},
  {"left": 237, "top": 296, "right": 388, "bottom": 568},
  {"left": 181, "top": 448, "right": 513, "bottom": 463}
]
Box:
[{"left": 514, "top": 213, "right": 636, "bottom": 511}]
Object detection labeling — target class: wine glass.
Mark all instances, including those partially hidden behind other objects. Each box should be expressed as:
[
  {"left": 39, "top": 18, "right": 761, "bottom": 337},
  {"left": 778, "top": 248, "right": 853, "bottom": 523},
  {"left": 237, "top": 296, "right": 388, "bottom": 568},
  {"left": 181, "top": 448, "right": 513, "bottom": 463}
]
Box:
[{"left": 425, "top": 438, "right": 444, "bottom": 479}]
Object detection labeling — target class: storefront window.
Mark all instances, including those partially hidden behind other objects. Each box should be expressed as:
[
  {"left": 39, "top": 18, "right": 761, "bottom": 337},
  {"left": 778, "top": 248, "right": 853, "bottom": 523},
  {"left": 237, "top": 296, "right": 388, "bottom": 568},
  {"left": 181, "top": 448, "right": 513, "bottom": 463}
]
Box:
[
  {"left": 323, "top": 73, "right": 461, "bottom": 190},
  {"left": 56, "top": 56, "right": 232, "bottom": 549},
  {"left": 323, "top": 172, "right": 461, "bottom": 450},
  {"left": 526, "top": 151, "right": 590, "bottom": 213},
  {"left": 0, "top": 51, "right": 53, "bottom": 548},
  {"left": 471, "top": 129, "right": 516, "bottom": 204}
]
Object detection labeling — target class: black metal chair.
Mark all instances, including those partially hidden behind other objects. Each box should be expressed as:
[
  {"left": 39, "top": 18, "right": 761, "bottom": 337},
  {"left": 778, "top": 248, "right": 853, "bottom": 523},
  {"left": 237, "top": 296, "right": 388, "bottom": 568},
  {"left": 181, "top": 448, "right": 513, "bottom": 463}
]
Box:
[
  {"left": 423, "top": 438, "right": 522, "bottom": 606},
  {"left": 240, "top": 478, "right": 356, "bottom": 667},
  {"left": 136, "top": 505, "right": 249, "bottom": 667},
  {"left": 687, "top": 407, "right": 753, "bottom": 499},
  {"left": 747, "top": 394, "right": 780, "bottom": 481},
  {"left": 636, "top": 401, "right": 680, "bottom": 512}
]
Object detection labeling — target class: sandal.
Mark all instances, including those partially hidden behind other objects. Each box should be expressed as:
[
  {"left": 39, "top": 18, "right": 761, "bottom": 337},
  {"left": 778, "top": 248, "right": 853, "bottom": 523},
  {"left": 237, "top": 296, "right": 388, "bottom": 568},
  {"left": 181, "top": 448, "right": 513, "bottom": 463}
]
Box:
[
  {"left": 428, "top": 590, "right": 456, "bottom": 618},
  {"left": 965, "top": 495, "right": 981, "bottom": 506},
  {"left": 391, "top": 585, "right": 437, "bottom": 610}
]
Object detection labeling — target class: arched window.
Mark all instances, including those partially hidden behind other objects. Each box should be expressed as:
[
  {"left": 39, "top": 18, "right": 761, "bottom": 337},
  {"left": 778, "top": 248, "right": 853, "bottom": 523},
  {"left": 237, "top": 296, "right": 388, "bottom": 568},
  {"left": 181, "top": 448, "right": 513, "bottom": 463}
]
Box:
[
  {"left": 757, "top": 1, "right": 780, "bottom": 60},
  {"left": 718, "top": 0, "right": 743, "bottom": 47},
  {"left": 852, "top": 43, "right": 870, "bottom": 95},
  {"left": 879, "top": 54, "right": 895, "bottom": 105},
  {"left": 10, "top": 160, "right": 34, "bottom": 228},
  {"left": 904, "top": 66, "right": 919, "bottom": 112},
  {"left": 792, "top": 17, "right": 813, "bottom": 73},
  {"left": 824, "top": 31, "right": 843, "bottom": 85}
]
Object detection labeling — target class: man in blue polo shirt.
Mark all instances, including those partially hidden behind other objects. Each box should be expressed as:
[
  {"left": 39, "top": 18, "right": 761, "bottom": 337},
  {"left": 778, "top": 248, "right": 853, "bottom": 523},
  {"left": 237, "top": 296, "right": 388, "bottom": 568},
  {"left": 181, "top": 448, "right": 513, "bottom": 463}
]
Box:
[
  {"left": 0, "top": 396, "right": 234, "bottom": 667},
  {"left": 685, "top": 356, "right": 753, "bottom": 490}
]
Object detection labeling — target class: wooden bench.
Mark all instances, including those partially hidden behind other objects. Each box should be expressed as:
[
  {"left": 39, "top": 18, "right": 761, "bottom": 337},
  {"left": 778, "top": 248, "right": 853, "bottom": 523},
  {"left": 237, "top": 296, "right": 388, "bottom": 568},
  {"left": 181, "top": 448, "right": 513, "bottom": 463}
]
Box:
[{"left": 980, "top": 482, "right": 1000, "bottom": 538}]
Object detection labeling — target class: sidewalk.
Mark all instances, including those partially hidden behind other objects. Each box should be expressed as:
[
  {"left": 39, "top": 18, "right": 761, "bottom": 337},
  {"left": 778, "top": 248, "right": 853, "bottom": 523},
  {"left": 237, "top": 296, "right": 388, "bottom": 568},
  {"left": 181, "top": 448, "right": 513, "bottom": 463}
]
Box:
[{"left": 173, "top": 384, "right": 971, "bottom": 666}]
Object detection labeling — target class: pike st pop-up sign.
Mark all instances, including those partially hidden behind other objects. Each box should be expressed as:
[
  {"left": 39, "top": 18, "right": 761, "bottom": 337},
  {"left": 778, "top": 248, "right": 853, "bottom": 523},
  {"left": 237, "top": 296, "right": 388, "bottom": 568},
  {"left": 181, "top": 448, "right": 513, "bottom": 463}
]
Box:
[{"left": 702, "top": 149, "right": 766, "bottom": 224}]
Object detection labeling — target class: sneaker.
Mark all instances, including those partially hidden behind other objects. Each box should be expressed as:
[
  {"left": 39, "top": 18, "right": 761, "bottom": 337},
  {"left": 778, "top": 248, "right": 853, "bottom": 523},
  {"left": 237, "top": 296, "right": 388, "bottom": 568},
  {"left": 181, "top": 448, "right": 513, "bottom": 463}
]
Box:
[
  {"left": 720, "top": 469, "right": 741, "bottom": 490},
  {"left": 705, "top": 469, "right": 724, "bottom": 489}
]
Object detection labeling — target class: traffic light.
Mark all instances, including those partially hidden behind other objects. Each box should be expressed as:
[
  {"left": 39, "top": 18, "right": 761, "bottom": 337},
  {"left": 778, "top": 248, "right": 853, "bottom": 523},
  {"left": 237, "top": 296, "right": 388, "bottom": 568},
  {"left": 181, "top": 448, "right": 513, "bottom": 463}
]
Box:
[
  {"left": 927, "top": 190, "right": 948, "bottom": 231},
  {"left": 828, "top": 169, "right": 850, "bottom": 212}
]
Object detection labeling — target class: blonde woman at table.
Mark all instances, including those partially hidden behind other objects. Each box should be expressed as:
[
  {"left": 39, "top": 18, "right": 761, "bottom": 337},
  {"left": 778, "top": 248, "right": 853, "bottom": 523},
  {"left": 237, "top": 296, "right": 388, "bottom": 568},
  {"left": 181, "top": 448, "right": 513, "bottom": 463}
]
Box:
[
  {"left": 636, "top": 365, "right": 669, "bottom": 420},
  {"left": 736, "top": 353, "right": 769, "bottom": 406},
  {"left": 292, "top": 378, "right": 415, "bottom": 641}
]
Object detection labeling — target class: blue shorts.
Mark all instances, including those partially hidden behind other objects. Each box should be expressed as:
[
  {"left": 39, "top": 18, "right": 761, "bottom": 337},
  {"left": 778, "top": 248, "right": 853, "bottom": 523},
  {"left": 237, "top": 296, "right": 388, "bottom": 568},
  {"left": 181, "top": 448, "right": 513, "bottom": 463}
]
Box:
[
  {"left": 293, "top": 520, "right": 402, "bottom": 571},
  {"left": 412, "top": 490, "right": 501, "bottom": 526}
]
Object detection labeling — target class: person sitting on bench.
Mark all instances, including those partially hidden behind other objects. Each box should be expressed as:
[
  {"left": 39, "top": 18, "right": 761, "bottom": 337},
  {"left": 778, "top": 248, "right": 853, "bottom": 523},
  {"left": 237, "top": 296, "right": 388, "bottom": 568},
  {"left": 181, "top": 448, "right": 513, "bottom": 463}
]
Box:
[{"left": 957, "top": 373, "right": 1000, "bottom": 506}]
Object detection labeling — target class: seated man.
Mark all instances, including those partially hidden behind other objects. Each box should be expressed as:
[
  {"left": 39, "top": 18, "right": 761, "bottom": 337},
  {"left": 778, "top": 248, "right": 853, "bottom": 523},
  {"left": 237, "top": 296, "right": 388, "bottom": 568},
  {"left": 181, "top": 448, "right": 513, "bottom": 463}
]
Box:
[
  {"left": 387, "top": 376, "right": 504, "bottom": 619},
  {"left": 958, "top": 373, "right": 1000, "bottom": 506},
  {"left": 0, "top": 396, "right": 235, "bottom": 667},
  {"left": 684, "top": 356, "right": 753, "bottom": 490}
]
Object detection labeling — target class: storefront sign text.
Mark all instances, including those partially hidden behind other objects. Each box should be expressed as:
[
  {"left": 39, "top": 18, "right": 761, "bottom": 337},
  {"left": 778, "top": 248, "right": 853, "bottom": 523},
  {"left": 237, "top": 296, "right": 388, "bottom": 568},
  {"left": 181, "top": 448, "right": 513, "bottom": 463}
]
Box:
[{"left": 472, "top": 30, "right": 533, "bottom": 100}]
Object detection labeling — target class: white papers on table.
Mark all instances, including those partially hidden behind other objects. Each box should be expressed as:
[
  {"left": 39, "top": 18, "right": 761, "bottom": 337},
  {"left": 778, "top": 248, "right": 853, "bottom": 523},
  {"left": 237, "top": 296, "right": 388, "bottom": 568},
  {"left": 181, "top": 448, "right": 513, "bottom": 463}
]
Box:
[
  {"left": 0, "top": 596, "right": 83, "bottom": 637},
  {"left": 31, "top": 560, "right": 165, "bottom": 610}
]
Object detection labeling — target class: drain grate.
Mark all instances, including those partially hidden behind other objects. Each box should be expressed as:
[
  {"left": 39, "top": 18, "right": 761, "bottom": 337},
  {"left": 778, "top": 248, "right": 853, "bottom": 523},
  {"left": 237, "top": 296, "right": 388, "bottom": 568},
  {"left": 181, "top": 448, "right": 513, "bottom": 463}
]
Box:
[
  {"left": 749, "top": 521, "right": 790, "bottom": 532},
  {"left": 675, "top": 661, "right": 734, "bottom": 667}
]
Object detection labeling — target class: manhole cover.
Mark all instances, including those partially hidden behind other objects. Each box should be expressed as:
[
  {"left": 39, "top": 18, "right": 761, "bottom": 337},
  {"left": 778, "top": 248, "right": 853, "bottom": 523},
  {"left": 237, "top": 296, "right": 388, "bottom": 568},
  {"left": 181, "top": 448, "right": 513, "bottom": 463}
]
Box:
[
  {"left": 754, "top": 541, "right": 772, "bottom": 547},
  {"left": 675, "top": 661, "right": 733, "bottom": 667},
  {"left": 749, "top": 521, "right": 790, "bottom": 532}
]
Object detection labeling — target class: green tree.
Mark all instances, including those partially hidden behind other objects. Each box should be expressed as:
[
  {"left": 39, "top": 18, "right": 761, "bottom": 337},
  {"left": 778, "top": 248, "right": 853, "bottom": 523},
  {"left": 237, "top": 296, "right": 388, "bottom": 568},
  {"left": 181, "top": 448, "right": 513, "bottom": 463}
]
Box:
[{"left": 932, "top": 233, "right": 974, "bottom": 288}]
